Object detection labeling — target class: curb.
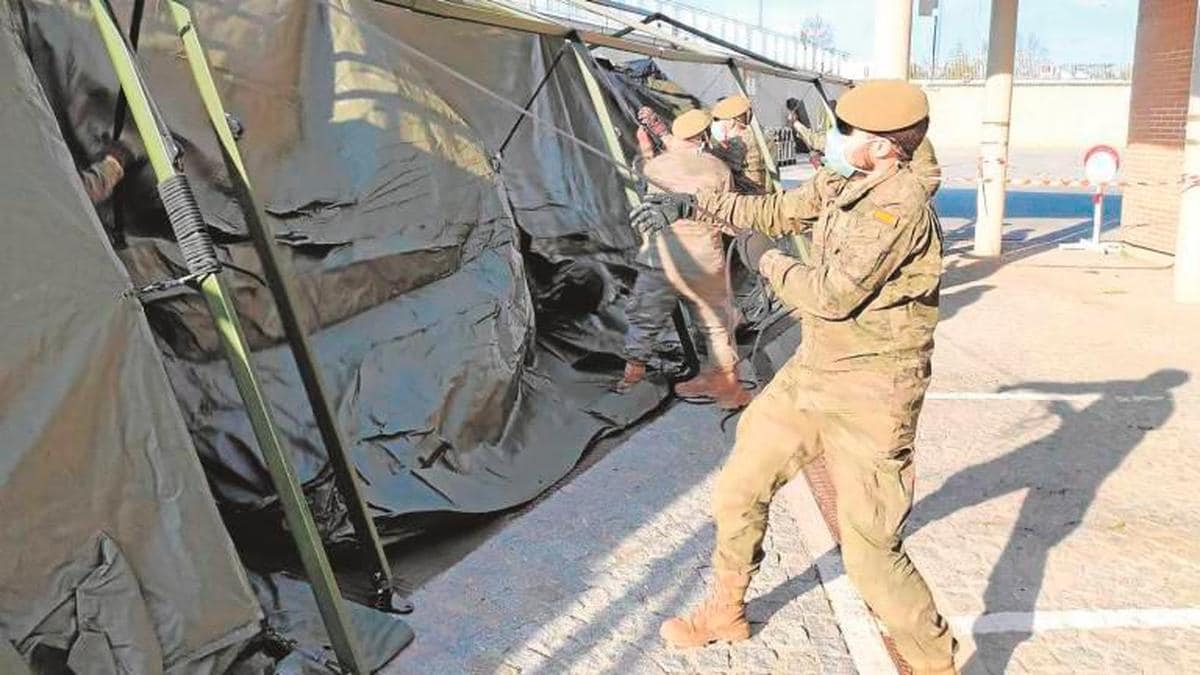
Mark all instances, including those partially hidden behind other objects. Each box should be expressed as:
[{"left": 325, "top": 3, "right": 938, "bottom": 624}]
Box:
[{"left": 779, "top": 478, "right": 899, "bottom": 675}]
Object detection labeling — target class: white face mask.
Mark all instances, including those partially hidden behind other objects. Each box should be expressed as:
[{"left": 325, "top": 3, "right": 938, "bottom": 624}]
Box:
[{"left": 710, "top": 120, "right": 729, "bottom": 143}]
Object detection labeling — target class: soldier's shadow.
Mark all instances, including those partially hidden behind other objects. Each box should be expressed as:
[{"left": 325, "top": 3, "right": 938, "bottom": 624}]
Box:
[{"left": 752, "top": 368, "right": 1188, "bottom": 674}]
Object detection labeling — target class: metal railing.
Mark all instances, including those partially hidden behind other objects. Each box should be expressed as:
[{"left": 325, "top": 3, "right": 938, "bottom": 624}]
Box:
[
  {"left": 911, "top": 58, "right": 1132, "bottom": 83},
  {"left": 766, "top": 126, "right": 800, "bottom": 166},
  {"left": 516, "top": 0, "right": 849, "bottom": 76}
]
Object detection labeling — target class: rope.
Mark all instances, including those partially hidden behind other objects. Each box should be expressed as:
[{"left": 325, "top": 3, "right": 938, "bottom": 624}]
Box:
[{"left": 319, "top": 0, "right": 749, "bottom": 233}]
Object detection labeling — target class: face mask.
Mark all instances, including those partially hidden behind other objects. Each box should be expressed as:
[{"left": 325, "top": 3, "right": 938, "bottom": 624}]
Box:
[
  {"left": 822, "top": 126, "right": 861, "bottom": 178},
  {"left": 710, "top": 120, "right": 728, "bottom": 143}
]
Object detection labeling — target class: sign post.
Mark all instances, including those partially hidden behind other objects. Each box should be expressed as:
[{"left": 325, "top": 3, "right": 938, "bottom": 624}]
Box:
[{"left": 1061, "top": 144, "right": 1122, "bottom": 254}]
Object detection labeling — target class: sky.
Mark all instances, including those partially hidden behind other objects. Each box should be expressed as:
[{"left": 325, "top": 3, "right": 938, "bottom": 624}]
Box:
[{"left": 685, "top": 0, "right": 1139, "bottom": 67}]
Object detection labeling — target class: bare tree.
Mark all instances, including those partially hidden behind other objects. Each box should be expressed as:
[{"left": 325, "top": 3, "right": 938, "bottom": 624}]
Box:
[
  {"left": 942, "top": 40, "right": 984, "bottom": 80},
  {"left": 1016, "top": 33, "right": 1050, "bottom": 78},
  {"left": 800, "top": 14, "right": 835, "bottom": 49}
]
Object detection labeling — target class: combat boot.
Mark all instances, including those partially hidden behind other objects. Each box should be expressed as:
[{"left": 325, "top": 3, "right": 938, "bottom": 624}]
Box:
[
  {"left": 674, "top": 367, "right": 751, "bottom": 410},
  {"left": 659, "top": 571, "right": 751, "bottom": 648},
  {"left": 673, "top": 368, "right": 719, "bottom": 398},
  {"left": 614, "top": 360, "right": 646, "bottom": 393}
]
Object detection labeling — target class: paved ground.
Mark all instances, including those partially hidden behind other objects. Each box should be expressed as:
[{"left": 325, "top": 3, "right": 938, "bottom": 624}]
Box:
[
  {"left": 385, "top": 187, "right": 1200, "bottom": 673},
  {"left": 389, "top": 402, "right": 857, "bottom": 674},
  {"left": 908, "top": 208, "right": 1200, "bottom": 674}
]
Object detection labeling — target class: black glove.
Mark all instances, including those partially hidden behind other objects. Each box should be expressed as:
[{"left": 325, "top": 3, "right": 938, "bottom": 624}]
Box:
[
  {"left": 630, "top": 192, "right": 695, "bottom": 237},
  {"left": 735, "top": 230, "right": 776, "bottom": 272},
  {"left": 100, "top": 137, "right": 134, "bottom": 169}
]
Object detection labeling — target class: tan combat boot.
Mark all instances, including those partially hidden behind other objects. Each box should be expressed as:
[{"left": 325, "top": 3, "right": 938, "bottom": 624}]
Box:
[
  {"left": 674, "top": 367, "right": 751, "bottom": 410},
  {"left": 614, "top": 360, "right": 646, "bottom": 393},
  {"left": 659, "top": 571, "right": 751, "bottom": 648},
  {"left": 673, "top": 368, "right": 719, "bottom": 398}
]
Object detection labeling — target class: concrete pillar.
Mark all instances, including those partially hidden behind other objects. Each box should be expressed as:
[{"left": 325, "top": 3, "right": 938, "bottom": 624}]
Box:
[
  {"left": 973, "top": 0, "right": 1019, "bottom": 258},
  {"left": 1177, "top": 7, "right": 1200, "bottom": 303},
  {"left": 873, "top": 0, "right": 913, "bottom": 79}
]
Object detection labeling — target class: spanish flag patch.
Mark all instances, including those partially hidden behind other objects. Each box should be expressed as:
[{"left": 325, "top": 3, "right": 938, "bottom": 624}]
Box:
[{"left": 872, "top": 209, "right": 899, "bottom": 226}]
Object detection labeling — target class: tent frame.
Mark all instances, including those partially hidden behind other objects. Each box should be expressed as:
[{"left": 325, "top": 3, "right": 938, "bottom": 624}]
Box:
[
  {"left": 164, "top": 0, "right": 411, "bottom": 619},
  {"left": 91, "top": 0, "right": 394, "bottom": 670},
  {"left": 81, "top": 0, "right": 853, "bottom": 668},
  {"left": 374, "top": 0, "right": 831, "bottom": 81}
]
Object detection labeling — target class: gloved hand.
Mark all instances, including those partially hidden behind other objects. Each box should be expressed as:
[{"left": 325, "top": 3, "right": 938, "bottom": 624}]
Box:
[
  {"left": 630, "top": 192, "right": 695, "bottom": 237},
  {"left": 637, "top": 106, "right": 669, "bottom": 138},
  {"left": 735, "top": 229, "right": 776, "bottom": 272},
  {"left": 100, "top": 137, "right": 134, "bottom": 169}
]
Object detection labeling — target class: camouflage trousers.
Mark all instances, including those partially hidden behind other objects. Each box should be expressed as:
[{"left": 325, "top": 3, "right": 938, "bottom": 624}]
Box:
[
  {"left": 711, "top": 357, "right": 957, "bottom": 673},
  {"left": 624, "top": 221, "right": 739, "bottom": 370}
]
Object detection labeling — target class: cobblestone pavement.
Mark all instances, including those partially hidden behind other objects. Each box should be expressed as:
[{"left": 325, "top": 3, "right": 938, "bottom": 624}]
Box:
[{"left": 387, "top": 403, "right": 856, "bottom": 674}]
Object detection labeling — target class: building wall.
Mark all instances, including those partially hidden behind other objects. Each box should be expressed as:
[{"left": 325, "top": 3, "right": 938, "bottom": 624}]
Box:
[
  {"left": 1120, "top": 0, "right": 1197, "bottom": 254},
  {"left": 917, "top": 81, "right": 1131, "bottom": 151}
]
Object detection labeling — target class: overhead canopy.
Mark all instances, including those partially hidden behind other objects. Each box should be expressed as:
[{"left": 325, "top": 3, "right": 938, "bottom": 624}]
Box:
[{"left": 378, "top": 0, "right": 840, "bottom": 82}]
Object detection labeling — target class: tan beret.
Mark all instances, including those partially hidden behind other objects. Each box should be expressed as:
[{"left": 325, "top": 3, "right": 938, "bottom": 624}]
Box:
[
  {"left": 672, "top": 108, "right": 712, "bottom": 140},
  {"left": 712, "top": 94, "right": 752, "bottom": 120},
  {"left": 835, "top": 79, "right": 929, "bottom": 132}
]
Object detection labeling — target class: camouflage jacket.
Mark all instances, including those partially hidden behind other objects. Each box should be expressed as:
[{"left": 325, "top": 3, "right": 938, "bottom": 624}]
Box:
[
  {"left": 710, "top": 124, "right": 767, "bottom": 194},
  {"left": 697, "top": 164, "right": 943, "bottom": 371},
  {"left": 80, "top": 155, "right": 125, "bottom": 205}
]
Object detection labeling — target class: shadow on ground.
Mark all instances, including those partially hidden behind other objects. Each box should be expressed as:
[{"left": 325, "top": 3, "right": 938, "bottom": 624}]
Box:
[
  {"left": 932, "top": 187, "right": 1123, "bottom": 320},
  {"left": 754, "top": 369, "right": 1187, "bottom": 673},
  {"left": 910, "top": 369, "right": 1188, "bottom": 673}
]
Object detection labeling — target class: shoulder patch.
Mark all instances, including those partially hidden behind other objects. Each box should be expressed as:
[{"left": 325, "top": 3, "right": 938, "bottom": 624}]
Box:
[{"left": 872, "top": 209, "right": 899, "bottom": 226}]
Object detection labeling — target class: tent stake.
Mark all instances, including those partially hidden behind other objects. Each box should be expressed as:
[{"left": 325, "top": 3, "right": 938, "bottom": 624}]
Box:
[{"left": 88, "top": 1, "right": 368, "bottom": 671}]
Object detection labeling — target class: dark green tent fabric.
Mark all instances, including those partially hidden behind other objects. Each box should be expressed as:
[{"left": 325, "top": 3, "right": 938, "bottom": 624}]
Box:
[
  {"left": 0, "top": 2, "right": 262, "bottom": 671},
  {"left": 17, "top": 0, "right": 669, "bottom": 545}
]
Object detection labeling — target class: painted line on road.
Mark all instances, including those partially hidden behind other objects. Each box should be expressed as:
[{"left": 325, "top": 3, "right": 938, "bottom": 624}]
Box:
[
  {"left": 925, "top": 392, "right": 1169, "bottom": 402},
  {"left": 949, "top": 608, "right": 1200, "bottom": 635},
  {"left": 780, "top": 479, "right": 898, "bottom": 675}
]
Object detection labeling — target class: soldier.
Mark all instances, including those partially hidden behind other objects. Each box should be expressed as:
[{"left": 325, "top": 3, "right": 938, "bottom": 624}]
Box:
[
  {"left": 711, "top": 94, "right": 768, "bottom": 194},
  {"left": 788, "top": 97, "right": 943, "bottom": 198},
  {"left": 79, "top": 138, "right": 133, "bottom": 206},
  {"left": 630, "top": 80, "right": 957, "bottom": 675},
  {"left": 618, "top": 109, "right": 751, "bottom": 410},
  {"left": 78, "top": 138, "right": 135, "bottom": 248}
]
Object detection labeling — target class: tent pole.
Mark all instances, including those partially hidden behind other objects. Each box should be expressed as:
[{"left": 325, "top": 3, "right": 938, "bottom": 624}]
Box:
[
  {"left": 87, "top": 1, "right": 368, "bottom": 671},
  {"left": 499, "top": 41, "right": 571, "bottom": 155},
  {"left": 568, "top": 34, "right": 700, "bottom": 379},
  {"left": 569, "top": 37, "right": 640, "bottom": 206},
  {"left": 564, "top": 0, "right": 725, "bottom": 57},
  {"left": 164, "top": 1, "right": 414, "bottom": 617},
  {"left": 607, "top": 1, "right": 797, "bottom": 73}
]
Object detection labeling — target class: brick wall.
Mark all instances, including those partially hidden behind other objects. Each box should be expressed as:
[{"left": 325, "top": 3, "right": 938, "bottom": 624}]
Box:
[{"left": 1120, "top": 0, "right": 1197, "bottom": 253}]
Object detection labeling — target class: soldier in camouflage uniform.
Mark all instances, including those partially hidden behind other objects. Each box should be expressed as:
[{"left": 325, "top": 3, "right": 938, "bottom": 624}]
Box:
[
  {"left": 631, "top": 80, "right": 957, "bottom": 675},
  {"left": 619, "top": 109, "right": 751, "bottom": 409},
  {"left": 711, "top": 94, "right": 768, "bottom": 195},
  {"left": 790, "top": 104, "right": 943, "bottom": 198},
  {"left": 79, "top": 139, "right": 132, "bottom": 206}
]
